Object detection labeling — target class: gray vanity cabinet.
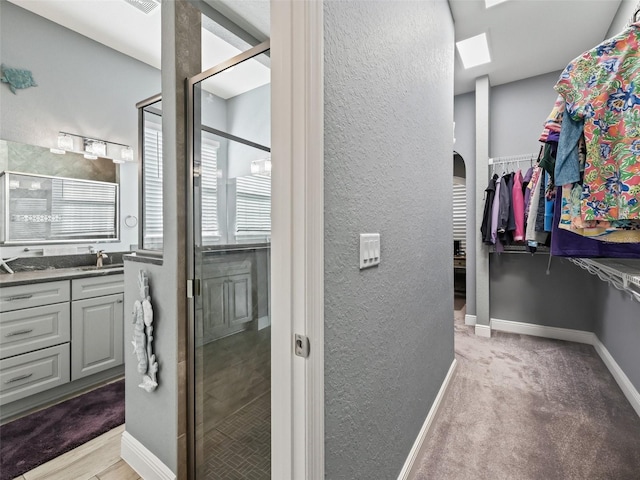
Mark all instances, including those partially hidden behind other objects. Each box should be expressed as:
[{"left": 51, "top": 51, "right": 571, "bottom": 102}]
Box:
[
  {"left": 71, "top": 275, "right": 124, "bottom": 381},
  {"left": 0, "top": 281, "right": 71, "bottom": 406},
  {"left": 201, "top": 260, "right": 253, "bottom": 343}
]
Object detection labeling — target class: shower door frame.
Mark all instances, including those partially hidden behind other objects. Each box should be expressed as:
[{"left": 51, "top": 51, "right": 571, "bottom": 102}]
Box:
[{"left": 186, "top": 0, "right": 325, "bottom": 476}]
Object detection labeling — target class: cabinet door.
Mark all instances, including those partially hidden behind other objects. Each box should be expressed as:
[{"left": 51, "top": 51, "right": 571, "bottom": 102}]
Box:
[
  {"left": 71, "top": 293, "right": 124, "bottom": 381},
  {"left": 228, "top": 273, "right": 252, "bottom": 326},
  {"left": 201, "top": 277, "right": 227, "bottom": 343}
]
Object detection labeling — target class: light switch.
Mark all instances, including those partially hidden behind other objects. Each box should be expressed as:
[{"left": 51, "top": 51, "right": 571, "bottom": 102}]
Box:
[{"left": 360, "top": 233, "right": 380, "bottom": 269}]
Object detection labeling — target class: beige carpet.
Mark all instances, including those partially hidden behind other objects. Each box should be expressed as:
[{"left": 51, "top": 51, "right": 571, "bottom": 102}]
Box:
[{"left": 414, "top": 304, "right": 640, "bottom": 480}]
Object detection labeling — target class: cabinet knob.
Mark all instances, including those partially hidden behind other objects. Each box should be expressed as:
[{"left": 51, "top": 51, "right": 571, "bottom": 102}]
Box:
[{"left": 116, "top": 299, "right": 124, "bottom": 304}]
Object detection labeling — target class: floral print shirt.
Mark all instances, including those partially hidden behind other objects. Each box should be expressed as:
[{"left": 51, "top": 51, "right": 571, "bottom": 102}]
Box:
[{"left": 555, "top": 23, "right": 640, "bottom": 221}]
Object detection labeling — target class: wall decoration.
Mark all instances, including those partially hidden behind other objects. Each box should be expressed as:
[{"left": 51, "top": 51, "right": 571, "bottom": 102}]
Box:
[
  {"left": 132, "top": 269, "right": 159, "bottom": 392},
  {"left": 1, "top": 64, "right": 37, "bottom": 94}
]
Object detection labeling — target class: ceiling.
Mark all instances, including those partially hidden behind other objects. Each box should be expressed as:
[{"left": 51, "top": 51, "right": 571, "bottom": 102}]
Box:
[
  {"left": 450, "top": 0, "right": 632, "bottom": 95},
  {"left": 7, "top": 0, "right": 270, "bottom": 99},
  {"left": 7, "top": 0, "right": 638, "bottom": 97}
]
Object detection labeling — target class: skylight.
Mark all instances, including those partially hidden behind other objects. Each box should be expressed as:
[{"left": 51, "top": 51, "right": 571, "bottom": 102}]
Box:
[
  {"left": 456, "top": 33, "right": 491, "bottom": 69},
  {"left": 485, "top": 0, "right": 509, "bottom": 8}
]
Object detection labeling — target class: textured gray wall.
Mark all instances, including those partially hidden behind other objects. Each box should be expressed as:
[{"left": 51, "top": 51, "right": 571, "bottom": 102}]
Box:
[
  {"left": 455, "top": 92, "right": 476, "bottom": 315},
  {"left": 324, "top": 1, "right": 454, "bottom": 478},
  {"left": 0, "top": 2, "right": 160, "bottom": 255},
  {"left": 594, "top": 286, "right": 640, "bottom": 391},
  {"left": 489, "top": 255, "right": 600, "bottom": 331},
  {"left": 489, "top": 70, "right": 561, "bottom": 158}
]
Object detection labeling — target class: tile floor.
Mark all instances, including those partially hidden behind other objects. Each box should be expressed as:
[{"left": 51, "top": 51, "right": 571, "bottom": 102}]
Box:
[{"left": 197, "top": 326, "right": 271, "bottom": 479}]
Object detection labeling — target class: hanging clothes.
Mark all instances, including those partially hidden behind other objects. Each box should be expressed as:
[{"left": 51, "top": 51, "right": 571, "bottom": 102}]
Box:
[
  {"left": 512, "top": 170, "right": 525, "bottom": 242},
  {"left": 551, "top": 186, "right": 640, "bottom": 258},
  {"left": 491, "top": 178, "right": 503, "bottom": 250},
  {"left": 555, "top": 22, "right": 640, "bottom": 222},
  {"left": 554, "top": 109, "right": 584, "bottom": 186},
  {"left": 481, "top": 174, "right": 499, "bottom": 245}
]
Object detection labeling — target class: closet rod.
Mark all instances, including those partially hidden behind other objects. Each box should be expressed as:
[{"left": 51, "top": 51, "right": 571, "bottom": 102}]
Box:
[
  {"left": 488, "top": 153, "right": 538, "bottom": 165},
  {"left": 489, "top": 153, "right": 538, "bottom": 165}
]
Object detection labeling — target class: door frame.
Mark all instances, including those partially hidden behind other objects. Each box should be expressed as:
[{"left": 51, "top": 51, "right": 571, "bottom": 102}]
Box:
[{"left": 271, "top": 0, "right": 324, "bottom": 478}]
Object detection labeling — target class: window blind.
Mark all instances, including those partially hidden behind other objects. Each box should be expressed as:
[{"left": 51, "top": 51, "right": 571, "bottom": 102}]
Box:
[
  {"left": 200, "top": 137, "right": 219, "bottom": 242},
  {"left": 142, "top": 125, "right": 219, "bottom": 248},
  {"left": 236, "top": 174, "right": 271, "bottom": 233},
  {"left": 453, "top": 182, "right": 466, "bottom": 252},
  {"left": 142, "top": 123, "right": 163, "bottom": 249},
  {"left": 50, "top": 179, "right": 117, "bottom": 238}
]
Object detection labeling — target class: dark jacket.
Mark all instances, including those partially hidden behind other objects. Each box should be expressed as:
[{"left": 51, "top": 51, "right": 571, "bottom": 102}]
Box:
[{"left": 481, "top": 174, "right": 499, "bottom": 244}]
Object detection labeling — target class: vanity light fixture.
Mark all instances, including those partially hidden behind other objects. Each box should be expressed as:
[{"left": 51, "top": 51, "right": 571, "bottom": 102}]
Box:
[
  {"left": 84, "top": 138, "right": 107, "bottom": 157},
  {"left": 58, "top": 132, "right": 75, "bottom": 151},
  {"left": 121, "top": 146, "right": 134, "bottom": 162},
  {"left": 250, "top": 157, "right": 272, "bottom": 176},
  {"left": 53, "top": 131, "right": 135, "bottom": 163}
]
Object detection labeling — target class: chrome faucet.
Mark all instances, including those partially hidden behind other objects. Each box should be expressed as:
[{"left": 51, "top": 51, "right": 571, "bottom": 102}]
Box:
[{"left": 96, "top": 250, "right": 108, "bottom": 268}]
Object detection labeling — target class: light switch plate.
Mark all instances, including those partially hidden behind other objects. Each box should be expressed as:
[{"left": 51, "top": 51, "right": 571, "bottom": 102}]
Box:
[{"left": 360, "top": 233, "right": 380, "bottom": 269}]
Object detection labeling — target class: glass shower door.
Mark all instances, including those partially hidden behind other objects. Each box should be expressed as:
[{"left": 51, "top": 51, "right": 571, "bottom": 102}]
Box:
[{"left": 188, "top": 44, "right": 271, "bottom": 479}]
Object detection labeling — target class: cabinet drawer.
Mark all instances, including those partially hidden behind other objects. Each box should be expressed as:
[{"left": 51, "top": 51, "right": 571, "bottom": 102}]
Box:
[
  {"left": 72, "top": 274, "right": 124, "bottom": 300},
  {"left": 0, "top": 303, "right": 71, "bottom": 359},
  {"left": 0, "top": 280, "right": 70, "bottom": 313},
  {"left": 0, "top": 343, "right": 70, "bottom": 406}
]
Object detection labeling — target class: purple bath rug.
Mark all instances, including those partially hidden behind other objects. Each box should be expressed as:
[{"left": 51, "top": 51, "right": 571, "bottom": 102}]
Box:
[{"left": 0, "top": 379, "right": 124, "bottom": 480}]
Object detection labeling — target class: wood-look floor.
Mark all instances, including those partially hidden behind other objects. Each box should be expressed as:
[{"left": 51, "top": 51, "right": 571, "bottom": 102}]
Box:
[{"left": 12, "top": 425, "right": 139, "bottom": 480}]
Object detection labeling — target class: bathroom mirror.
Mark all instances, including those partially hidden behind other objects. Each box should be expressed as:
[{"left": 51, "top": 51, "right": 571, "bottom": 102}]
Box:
[{"left": 0, "top": 139, "right": 121, "bottom": 244}]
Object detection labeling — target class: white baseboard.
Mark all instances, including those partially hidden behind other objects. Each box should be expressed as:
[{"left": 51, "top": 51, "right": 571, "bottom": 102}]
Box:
[
  {"left": 397, "top": 358, "right": 457, "bottom": 480},
  {"left": 464, "top": 314, "right": 476, "bottom": 326},
  {"left": 258, "top": 315, "right": 271, "bottom": 330},
  {"left": 121, "top": 431, "right": 176, "bottom": 480},
  {"left": 475, "top": 324, "right": 491, "bottom": 338},
  {"left": 490, "top": 318, "right": 596, "bottom": 345},
  {"left": 592, "top": 337, "right": 640, "bottom": 418},
  {"left": 491, "top": 318, "right": 640, "bottom": 419}
]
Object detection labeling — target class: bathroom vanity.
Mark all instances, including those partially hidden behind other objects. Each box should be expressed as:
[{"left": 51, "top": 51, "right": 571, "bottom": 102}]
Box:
[{"left": 0, "top": 266, "right": 124, "bottom": 422}]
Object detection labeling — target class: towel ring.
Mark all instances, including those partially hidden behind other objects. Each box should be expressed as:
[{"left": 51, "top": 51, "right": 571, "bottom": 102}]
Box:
[{"left": 124, "top": 215, "right": 138, "bottom": 228}]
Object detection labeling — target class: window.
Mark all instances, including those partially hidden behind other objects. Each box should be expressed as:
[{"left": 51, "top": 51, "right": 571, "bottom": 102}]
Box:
[
  {"left": 141, "top": 119, "right": 219, "bottom": 249},
  {"left": 200, "top": 135, "right": 219, "bottom": 244},
  {"left": 236, "top": 174, "right": 271, "bottom": 235},
  {"left": 142, "top": 119, "right": 163, "bottom": 250},
  {"left": 50, "top": 178, "right": 118, "bottom": 239},
  {"left": 453, "top": 179, "right": 466, "bottom": 253}
]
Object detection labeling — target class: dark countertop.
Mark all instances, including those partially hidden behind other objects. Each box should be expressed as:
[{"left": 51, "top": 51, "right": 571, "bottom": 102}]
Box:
[{"left": 0, "top": 265, "right": 124, "bottom": 287}]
